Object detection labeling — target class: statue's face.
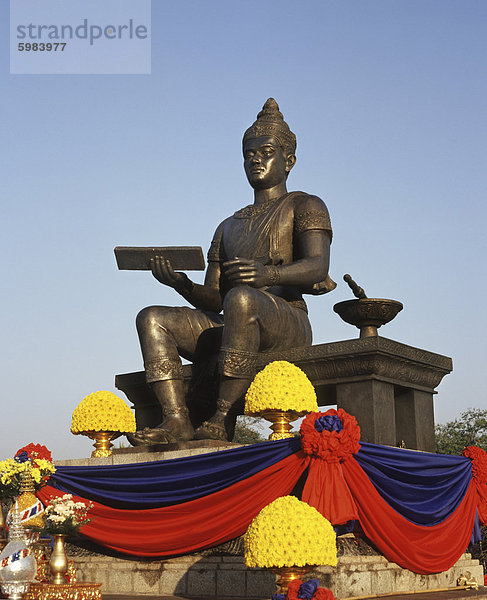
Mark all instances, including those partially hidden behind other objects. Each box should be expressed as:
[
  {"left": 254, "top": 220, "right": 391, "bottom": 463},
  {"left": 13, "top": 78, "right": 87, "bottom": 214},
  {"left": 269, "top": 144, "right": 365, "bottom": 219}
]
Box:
[{"left": 243, "top": 136, "right": 295, "bottom": 190}]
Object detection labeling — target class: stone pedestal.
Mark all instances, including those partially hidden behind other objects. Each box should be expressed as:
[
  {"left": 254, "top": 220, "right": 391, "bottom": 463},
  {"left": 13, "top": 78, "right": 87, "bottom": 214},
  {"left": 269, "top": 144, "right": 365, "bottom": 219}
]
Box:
[
  {"left": 70, "top": 549, "right": 483, "bottom": 598},
  {"left": 116, "top": 336, "right": 452, "bottom": 452},
  {"left": 337, "top": 380, "right": 396, "bottom": 447}
]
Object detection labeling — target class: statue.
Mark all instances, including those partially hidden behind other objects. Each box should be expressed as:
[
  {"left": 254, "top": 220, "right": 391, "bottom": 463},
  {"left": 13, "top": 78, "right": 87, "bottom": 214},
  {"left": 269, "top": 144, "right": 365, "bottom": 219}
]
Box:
[{"left": 129, "top": 98, "right": 335, "bottom": 446}]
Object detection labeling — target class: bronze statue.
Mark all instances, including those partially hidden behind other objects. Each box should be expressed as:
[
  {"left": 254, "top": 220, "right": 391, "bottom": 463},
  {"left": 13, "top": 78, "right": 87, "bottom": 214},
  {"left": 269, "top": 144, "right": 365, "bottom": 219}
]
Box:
[{"left": 129, "top": 98, "right": 335, "bottom": 445}]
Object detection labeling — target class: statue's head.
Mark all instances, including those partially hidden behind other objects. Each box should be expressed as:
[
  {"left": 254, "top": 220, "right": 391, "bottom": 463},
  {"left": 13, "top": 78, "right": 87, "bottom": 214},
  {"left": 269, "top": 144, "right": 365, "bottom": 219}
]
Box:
[
  {"left": 243, "top": 98, "right": 296, "bottom": 156},
  {"left": 243, "top": 99, "right": 297, "bottom": 189}
]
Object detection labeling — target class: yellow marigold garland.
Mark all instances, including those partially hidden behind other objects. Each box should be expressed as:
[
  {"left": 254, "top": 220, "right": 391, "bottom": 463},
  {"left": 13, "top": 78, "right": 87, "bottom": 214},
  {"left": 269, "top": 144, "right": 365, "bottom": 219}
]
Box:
[
  {"left": 244, "top": 496, "right": 337, "bottom": 568},
  {"left": 245, "top": 361, "right": 318, "bottom": 415},
  {"left": 71, "top": 391, "right": 136, "bottom": 434}
]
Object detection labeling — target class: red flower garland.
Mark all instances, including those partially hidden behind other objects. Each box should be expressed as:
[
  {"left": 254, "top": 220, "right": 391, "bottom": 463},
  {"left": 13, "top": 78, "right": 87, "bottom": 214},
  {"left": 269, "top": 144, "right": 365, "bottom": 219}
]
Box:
[
  {"left": 286, "top": 579, "right": 302, "bottom": 600},
  {"left": 462, "top": 446, "right": 487, "bottom": 484},
  {"left": 15, "top": 443, "right": 52, "bottom": 463},
  {"left": 300, "top": 409, "right": 361, "bottom": 463},
  {"left": 299, "top": 409, "right": 360, "bottom": 524},
  {"left": 313, "top": 589, "right": 336, "bottom": 600},
  {"left": 286, "top": 579, "right": 336, "bottom": 600}
]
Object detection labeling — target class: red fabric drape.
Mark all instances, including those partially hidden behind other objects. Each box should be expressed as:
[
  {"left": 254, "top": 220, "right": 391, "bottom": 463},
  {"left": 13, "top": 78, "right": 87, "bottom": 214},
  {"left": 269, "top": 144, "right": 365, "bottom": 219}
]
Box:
[
  {"left": 462, "top": 446, "right": 487, "bottom": 524},
  {"left": 302, "top": 460, "right": 358, "bottom": 524},
  {"left": 300, "top": 409, "right": 361, "bottom": 524},
  {"left": 342, "top": 457, "right": 478, "bottom": 574},
  {"left": 475, "top": 481, "right": 487, "bottom": 524},
  {"left": 37, "top": 435, "right": 483, "bottom": 573},
  {"left": 38, "top": 452, "right": 307, "bottom": 557}
]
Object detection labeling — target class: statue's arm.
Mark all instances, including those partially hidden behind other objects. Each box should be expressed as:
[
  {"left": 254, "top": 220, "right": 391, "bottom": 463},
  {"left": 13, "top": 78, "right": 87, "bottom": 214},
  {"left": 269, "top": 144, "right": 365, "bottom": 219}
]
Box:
[
  {"left": 150, "top": 221, "right": 226, "bottom": 313},
  {"left": 179, "top": 261, "right": 223, "bottom": 312},
  {"left": 278, "top": 228, "right": 330, "bottom": 286},
  {"left": 150, "top": 256, "right": 223, "bottom": 313}
]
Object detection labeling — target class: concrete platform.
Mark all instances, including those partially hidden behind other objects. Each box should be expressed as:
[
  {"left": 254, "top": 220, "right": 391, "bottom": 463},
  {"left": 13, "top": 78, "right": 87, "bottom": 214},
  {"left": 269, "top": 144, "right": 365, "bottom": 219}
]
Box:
[
  {"left": 1, "top": 588, "right": 485, "bottom": 600},
  {"left": 100, "top": 587, "right": 487, "bottom": 600},
  {"left": 55, "top": 439, "right": 241, "bottom": 467},
  {"left": 71, "top": 552, "right": 484, "bottom": 599}
]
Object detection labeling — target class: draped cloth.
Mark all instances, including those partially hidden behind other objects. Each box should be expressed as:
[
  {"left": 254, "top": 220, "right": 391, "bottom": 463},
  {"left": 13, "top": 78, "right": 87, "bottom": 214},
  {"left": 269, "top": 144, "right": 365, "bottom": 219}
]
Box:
[
  {"left": 38, "top": 451, "right": 308, "bottom": 557},
  {"left": 38, "top": 432, "right": 487, "bottom": 574},
  {"left": 43, "top": 438, "right": 301, "bottom": 509}
]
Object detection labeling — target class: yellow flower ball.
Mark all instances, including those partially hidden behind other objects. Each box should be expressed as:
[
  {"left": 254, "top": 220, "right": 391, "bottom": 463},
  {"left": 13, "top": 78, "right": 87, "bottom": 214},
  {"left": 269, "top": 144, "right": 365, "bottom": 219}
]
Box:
[
  {"left": 244, "top": 496, "right": 337, "bottom": 568},
  {"left": 71, "top": 391, "right": 136, "bottom": 434},
  {"left": 245, "top": 361, "right": 318, "bottom": 415}
]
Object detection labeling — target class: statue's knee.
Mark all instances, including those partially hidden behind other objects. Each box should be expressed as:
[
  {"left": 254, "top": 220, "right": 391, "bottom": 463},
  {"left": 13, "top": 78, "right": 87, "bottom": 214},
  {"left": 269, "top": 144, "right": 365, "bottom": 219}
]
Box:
[
  {"left": 136, "top": 306, "right": 171, "bottom": 336},
  {"left": 224, "top": 287, "right": 259, "bottom": 319}
]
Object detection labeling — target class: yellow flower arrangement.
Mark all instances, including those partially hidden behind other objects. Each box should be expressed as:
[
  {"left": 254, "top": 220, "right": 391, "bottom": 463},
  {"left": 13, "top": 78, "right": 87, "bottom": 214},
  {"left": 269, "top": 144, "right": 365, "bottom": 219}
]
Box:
[
  {"left": 0, "top": 449, "right": 56, "bottom": 498},
  {"left": 245, "top": 361, "right": 318, "bottom": 415},
  {"left": 0, "top": 459, "right": 27, "bottom": 496},
  {"left": 244, "top": 496, "right": 337, "bottom": 568},
  {"left": 71, "top": 391, "right": 136, "bottom": 434}
]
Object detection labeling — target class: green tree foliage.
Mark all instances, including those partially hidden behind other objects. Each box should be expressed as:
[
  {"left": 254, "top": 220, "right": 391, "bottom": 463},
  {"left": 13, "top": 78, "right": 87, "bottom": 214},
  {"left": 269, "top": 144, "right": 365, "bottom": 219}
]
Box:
[
  {"left": 435, "top": 408, "right": 487, "bottom": 455},
  {"left": 233, "top": 416, "right": 266, "bottom": 444}
]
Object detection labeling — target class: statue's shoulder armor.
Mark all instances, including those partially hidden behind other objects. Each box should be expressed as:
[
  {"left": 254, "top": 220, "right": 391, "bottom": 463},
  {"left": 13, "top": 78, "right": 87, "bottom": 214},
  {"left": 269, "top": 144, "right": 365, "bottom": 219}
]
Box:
[{"left": 289, "top": 191, "right": 332, "bottom": 240}]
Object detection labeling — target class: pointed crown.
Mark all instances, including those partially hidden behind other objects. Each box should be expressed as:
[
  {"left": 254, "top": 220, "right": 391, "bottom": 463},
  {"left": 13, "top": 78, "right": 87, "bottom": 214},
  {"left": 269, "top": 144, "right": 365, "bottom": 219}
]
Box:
[{"left": 243, "top": 98, "right": 297, "bottom": 155}]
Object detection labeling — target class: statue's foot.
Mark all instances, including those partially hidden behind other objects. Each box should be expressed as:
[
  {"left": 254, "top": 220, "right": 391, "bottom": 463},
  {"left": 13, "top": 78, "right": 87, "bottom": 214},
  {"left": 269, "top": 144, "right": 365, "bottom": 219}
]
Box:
[
  {"left": 126, "top": 432, "right": 149, "bottom": 446},
  {"left": 194, "top": 413, "right": 228, "bottom": 441},
  {"left": 127, "top": 415, "right": 194, "bottom": 446}
]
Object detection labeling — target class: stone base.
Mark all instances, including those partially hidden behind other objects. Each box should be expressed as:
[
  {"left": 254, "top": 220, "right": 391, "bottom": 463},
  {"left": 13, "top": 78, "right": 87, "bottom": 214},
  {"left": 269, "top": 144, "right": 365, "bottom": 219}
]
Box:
[
  {"left": 100, "top": 590, "right": 487, "bottom": 600},
  {"left": 311, "top": 554, "right": 484, "bottom": 598},
  {"left": 55, "top": 440, "right": 241, "bottom": 467},
  {"left": 116, "top": 336, "right": 453, "bottom": 452},
  {"left": 71, "top": 552, "right": 483, "bottom": 598}
]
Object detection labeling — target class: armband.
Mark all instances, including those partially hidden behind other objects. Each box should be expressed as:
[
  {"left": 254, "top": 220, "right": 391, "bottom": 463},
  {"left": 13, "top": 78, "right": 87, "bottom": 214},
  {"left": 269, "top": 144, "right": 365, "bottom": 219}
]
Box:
[
  {"left": 267, "top": 265, "right": 281, "bottom": 286},
  {"left": 294, "top": 210, "right": 332, "bottom": 237}
]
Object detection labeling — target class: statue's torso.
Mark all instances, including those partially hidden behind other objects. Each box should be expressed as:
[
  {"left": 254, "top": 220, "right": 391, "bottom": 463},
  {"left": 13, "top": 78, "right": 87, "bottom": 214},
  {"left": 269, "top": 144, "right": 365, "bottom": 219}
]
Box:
[
  {"left": 209, "top": 191, "right": 334, "bottom": 304},
  {"left": 222, "top": 193, "right": 295, "bottom": 266}
]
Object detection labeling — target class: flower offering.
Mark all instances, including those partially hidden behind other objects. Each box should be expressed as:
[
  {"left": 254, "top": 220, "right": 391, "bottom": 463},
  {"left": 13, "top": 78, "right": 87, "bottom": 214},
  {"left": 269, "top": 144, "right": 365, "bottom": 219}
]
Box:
[
  {"left": 300, "top": 409, "right": 361, "bottom": 463},
  {"left": 273, "top": 579, "right": 336, "bottom": 600},
  {"left": 71, "top": 390, "right": 136, "bottom": 434},
  {"left": 245, "top": 361, "right": 318, "bottom": 415},
  {"left": 244, "top": 496, "right": 337, "bottom": 568},
  {"left": 43, "top": 494, "right": 93, "bottom": 535},
  {"left": 0, "top": 444, "right": 55, "bottom": 498}
]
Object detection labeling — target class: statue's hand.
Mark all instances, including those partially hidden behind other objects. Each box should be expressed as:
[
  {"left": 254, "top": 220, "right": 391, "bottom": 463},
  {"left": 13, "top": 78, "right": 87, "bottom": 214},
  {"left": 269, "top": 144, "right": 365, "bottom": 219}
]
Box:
[
  {"left": 223, "top": 258, "right": 270, "bottom": 288},
  {"left": 150, "top": 256, "right": 190, "bottom": 291}
]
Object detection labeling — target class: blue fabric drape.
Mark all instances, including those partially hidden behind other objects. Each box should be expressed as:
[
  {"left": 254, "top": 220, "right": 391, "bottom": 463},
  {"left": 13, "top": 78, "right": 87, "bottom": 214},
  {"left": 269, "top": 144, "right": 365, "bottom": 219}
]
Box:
[
  {"left": 48, "top": 438, "right": 475, "bottom": 531},
  {"left": 355, "top": 442, "right": 472, "bottom": 525},
  {"left": 471, "top": 513, "right": 482, "bottom": 545},
  {"left": 49, "top": 437, "right": 300, "bottom": 508}
]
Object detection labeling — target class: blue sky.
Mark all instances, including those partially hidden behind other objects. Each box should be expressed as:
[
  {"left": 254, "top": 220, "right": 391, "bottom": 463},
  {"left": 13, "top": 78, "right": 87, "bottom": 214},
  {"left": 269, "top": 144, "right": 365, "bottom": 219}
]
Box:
[{"left": 1, "top": 0, "right": 486, "bottom": 460}]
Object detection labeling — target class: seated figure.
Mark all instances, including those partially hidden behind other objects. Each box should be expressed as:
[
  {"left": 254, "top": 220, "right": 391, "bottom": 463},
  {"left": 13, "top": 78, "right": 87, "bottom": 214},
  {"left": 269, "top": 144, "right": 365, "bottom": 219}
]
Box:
[{"left": 130, "top": 98, "right": 335, "bottom": 446}]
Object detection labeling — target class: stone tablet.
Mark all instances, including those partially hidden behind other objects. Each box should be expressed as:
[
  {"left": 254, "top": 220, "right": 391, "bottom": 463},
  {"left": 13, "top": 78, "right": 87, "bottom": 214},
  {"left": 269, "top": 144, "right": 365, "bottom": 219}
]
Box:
[{"left": 114, "top": 246, "right": 205, "bottom": 271}]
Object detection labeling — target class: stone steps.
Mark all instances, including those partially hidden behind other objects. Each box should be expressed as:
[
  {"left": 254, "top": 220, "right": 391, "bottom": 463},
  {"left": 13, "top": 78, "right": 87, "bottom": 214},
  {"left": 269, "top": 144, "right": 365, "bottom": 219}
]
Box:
[
  {"left": 100, "top": 588, "right": 487, "bottom": 600},
  {"left": 72, "top": 553, "right": 484, "bottom": 598}
]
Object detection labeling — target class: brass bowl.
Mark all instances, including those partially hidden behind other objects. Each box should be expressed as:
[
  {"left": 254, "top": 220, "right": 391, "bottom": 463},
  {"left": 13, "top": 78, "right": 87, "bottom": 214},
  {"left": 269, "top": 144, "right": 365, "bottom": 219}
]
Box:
[
  {"left": 259, "top": 409, "right": 306, "bottom": 440},
  {"left": 80, "top": 431, "right": 121, "bottom": 458},
  {"left": 270, "top": 565, "right": 312, "bottom": 594},
  {"left": 333, "top": 298, "right": 403, "bottom": 338}
]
